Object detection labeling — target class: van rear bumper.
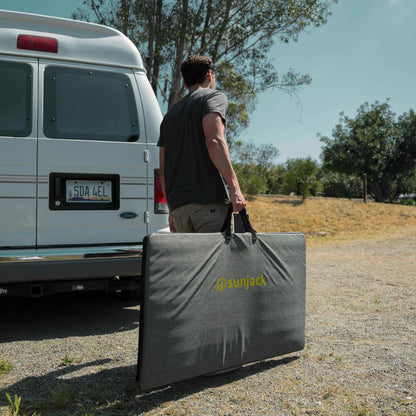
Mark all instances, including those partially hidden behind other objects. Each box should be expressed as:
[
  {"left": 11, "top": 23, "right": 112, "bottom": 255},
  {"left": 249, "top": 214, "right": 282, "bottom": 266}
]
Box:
[{"left": 0, "top": 245, "right": 143, "bottom": 284}]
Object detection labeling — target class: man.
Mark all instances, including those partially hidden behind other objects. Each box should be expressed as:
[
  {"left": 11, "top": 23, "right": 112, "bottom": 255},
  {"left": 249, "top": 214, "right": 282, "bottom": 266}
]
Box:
[{"left": 158, "top": 55, "right": 246, "bottom": 232}]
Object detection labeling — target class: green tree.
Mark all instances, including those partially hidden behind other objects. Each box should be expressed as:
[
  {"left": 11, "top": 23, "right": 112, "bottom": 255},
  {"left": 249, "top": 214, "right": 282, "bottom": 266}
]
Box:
[
  {"left": 394, "top": 109, "right": 416, "bottom": 177},
  {"left": 233, "top": 163, "right": 269, "bottom": 195},
  {"left": 320, "top": 171, "right": 362, "bottom": 199},
  {"left": 396, "top": 168, "right": 416, "bottom": 198},
  {"left": 232, "top": 140, "right": 279, "bottom": 170},
  {"left": 320, "top": 101, "right": 416, "bottom": 202},
  {"left": 232, "top": 140, "right": 279, "bottom": 194},
  {"left": 281, "top": 157, "right": 320, "bottom": 199},
  {"left": 266, "top": 164, "right": 286, "bottom": 194},
  {"left": 394, "top": 110, "right": 416, "bottom": 199},
  {"left": 73, "top": 0, "right": 337, "bottom": 144}
]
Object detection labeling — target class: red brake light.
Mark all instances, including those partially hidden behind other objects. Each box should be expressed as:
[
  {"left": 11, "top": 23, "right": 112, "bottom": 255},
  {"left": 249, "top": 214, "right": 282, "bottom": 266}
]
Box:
[
  {"left": 17, "top": 35, "right": 58, "bottom": 53},
  {"left": 154, "top": 169, "right": 169, "bottom": 214},
  {"left": 155, "top": 172, "right": 166, "bottom": 204}
]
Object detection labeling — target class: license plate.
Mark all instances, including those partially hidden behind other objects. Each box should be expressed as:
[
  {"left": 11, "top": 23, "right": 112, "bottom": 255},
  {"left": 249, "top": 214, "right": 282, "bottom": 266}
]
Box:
[{"left": 66, "top": 180, "right": 112, "bottom": 203}]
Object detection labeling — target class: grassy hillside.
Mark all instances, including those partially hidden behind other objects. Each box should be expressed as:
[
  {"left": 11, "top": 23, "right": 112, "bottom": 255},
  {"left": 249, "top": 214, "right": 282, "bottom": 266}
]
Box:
[{"left": 247, "top": 195, "right": 416, "bottom": 245}]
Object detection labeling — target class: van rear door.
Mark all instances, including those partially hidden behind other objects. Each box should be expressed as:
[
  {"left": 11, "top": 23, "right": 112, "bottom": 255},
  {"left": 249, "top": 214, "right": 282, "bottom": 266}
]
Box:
[
  {"left": 0, "top": 57, "right": 37, "bottom": 248},
  {"left": 37, "top": 61, "right": 148, "bottom": 246}
]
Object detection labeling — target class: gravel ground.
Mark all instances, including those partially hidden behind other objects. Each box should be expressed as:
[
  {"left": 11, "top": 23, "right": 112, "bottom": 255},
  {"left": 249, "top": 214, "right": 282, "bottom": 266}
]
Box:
[{"left": 0, "top": 231, "right": 415, "bottom": 415}]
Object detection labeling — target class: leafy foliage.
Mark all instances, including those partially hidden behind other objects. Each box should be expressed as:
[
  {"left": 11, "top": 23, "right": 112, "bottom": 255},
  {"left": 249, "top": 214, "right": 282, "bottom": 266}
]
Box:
[
  {"left": 58, "top": 355, "right": 74, "bottom": 367},
  {"left": 320, "top": 171, "right": 362, "bottom": 199},
  {"left": 6, "top": 393, "right": 21, "bottom": 416},
  {"left": 399, "top": 198, "right": 416, "bottom": 206},
  {"left": 281, "top": 157, "right": 321, "bottom": 199},
  {"left": 232, "top": 140, "right": 279, "bottom": 168},
  {"left": 232, "top": 142, "right": 323, "bottom": 200},
  {"left": 265, "top": 165, "right": 287, "bottom": 195},
  {"left": 320, "top": 101, "right": 416, "bottom": 202},
  {"left": 232, "top": 140, "right": 279, "bottom": 194}
]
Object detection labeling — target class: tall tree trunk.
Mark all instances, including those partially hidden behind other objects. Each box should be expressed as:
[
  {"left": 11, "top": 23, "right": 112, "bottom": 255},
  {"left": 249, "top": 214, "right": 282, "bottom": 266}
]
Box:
[
  {"left": 370, "top": 182, "right": 384, "bottom": 203},
  {"left": 199, "top": 0, "right": 212, "bottom": 53},
  {"left": 152, "top": 0, "right": 163, "bottom": 94},
  {"left": 168, "top": 0, "right": 189, "bottom": 109},
  {"left": 145, "top": 0, "right": 155, "bottom": 89},
  {"left": 211, "top": 0, "right": 232, "bottom": 62},
  {"left": 120, "top": 0, "right": 130, "bottom": 34}
]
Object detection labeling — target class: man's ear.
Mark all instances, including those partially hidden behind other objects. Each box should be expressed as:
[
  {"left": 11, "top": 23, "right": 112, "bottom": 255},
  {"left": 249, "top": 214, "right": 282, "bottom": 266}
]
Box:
[{"left": 207, "top": 70, "right": 215, "bottom": 89}]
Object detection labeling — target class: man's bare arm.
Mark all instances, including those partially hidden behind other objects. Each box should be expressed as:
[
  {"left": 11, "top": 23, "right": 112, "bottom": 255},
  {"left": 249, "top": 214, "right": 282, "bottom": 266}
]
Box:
[{"left": 203, "top": 112, "right": 246, "bottom": 212}]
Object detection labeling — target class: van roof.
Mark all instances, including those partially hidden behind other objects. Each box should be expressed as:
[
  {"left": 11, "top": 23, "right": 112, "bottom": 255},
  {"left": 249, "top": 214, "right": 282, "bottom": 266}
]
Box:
[{"left": 0, "top": 9, "right": 145, "bottom": 70}]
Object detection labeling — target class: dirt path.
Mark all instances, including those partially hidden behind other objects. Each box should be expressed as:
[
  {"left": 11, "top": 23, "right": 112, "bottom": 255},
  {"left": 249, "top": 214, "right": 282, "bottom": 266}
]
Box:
[
  {"left": 0, "top": 232, "right": 415, "bottom": 415},
  {"left": 301, "top": 232, "right": 416, "bottom": 415}
]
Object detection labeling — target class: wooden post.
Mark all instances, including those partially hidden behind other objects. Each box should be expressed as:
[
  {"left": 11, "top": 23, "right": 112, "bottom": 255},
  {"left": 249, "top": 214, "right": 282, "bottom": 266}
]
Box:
[{"left": 363, "top": 173, "right": 368, "bottom": 203}]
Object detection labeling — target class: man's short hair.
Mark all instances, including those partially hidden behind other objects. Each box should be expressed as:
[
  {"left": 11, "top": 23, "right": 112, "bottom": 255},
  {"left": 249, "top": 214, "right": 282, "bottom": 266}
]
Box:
[{"left": 181, "top": 55, "right": 214, "bottom": 87}]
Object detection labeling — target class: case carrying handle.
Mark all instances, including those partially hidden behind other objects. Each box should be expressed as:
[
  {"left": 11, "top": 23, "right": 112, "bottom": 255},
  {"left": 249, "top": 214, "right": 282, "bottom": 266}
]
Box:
[{"left": 221, "top": 206, "right": 257, "bottom": 242}]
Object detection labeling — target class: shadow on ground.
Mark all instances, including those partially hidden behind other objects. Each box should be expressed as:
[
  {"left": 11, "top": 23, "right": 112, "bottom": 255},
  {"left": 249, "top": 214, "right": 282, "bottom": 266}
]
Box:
[
  {"left": 0, "top": 356, "right": 299, "bottom": 415},
  {"left": 272, "top": 198, "right": 304, "bottom": 206},
  {"left": 0, "top": 292, "right": 140, "bottom": 342},
  {"left": 0, "top": 293, "right": 301, "bottom": 414}
]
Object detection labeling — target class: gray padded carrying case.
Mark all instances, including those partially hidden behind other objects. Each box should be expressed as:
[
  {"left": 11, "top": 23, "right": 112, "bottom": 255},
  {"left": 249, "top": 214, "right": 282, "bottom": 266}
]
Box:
[{"left": 137, "top": 222, "right": 306, "bottom": 392}]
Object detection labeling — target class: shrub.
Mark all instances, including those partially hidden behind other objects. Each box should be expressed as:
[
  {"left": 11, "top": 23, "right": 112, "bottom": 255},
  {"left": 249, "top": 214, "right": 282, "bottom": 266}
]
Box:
[
  {"left": 321, "top": 172, "right": 363, "bottom": 198},
  {"left": 0, "top": 360, "right": 14, "bottom": 375},
  {"left": 399, "top": 198, "right": 416, "bottom": 206}
]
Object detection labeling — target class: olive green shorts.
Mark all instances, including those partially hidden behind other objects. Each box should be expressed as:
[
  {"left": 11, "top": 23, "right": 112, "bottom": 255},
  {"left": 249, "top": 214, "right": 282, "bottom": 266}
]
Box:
[{"left": 171, "top": 203, "right": 230, "bottom": 233}]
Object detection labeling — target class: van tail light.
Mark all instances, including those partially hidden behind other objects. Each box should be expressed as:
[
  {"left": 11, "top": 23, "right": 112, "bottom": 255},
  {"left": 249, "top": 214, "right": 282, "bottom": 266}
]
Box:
[
  {"left": 154, "top": 169, "right": 169, "bottom": 214},
  {"left": 17, "top": 35, "right": 58, "bottom": 53}
]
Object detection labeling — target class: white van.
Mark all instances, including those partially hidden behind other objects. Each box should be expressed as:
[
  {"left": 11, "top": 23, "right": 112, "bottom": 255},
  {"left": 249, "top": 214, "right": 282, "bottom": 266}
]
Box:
[{"left": 0, "top": 10, "right": 168, "bottom": 297}]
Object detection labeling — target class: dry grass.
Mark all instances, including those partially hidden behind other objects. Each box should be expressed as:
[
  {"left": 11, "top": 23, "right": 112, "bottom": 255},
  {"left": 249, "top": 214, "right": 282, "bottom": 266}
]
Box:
[{"left": 247, "top": 195, "right": 416, "bottom": 245}]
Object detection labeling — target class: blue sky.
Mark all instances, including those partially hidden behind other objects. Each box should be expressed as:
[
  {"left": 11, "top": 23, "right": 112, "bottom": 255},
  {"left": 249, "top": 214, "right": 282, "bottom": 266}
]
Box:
[
  {"left": 1, "top": 0, "right": 415, "bottom": 163},
  {"left": 241, "top": 0, "right": 416, "bottom": 162}
]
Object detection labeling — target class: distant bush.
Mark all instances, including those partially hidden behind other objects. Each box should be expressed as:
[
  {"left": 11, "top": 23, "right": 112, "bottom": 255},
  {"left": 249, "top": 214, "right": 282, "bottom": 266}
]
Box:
[
  {"left": 233, "top": 163, "right": 268, "bottom": 195},
  {"left": 399, "top": 198, "right": 416, "bottom": 206},
  {"left": 281, "top": 157, "right": 321, "bottom": 200},
  {"left": 321, "top": 172, "right": 362, "bottom": 198},
  {"left": 231, "top": 140, "right": 416, "bottom": 201}
]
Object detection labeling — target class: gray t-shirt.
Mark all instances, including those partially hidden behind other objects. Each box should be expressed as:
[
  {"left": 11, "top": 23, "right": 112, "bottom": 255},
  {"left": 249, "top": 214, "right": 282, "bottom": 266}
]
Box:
[{"left": 157, "top": 89, "right": 229, "bottom": 211}]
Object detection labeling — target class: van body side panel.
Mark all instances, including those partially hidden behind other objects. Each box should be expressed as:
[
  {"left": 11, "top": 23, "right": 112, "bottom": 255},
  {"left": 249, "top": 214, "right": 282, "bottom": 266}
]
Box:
[
  {"left": 133, "top": 72, "right": 166, "bottom": 234},
  {"left": 0, "top": 57, "right": 37, "bottom": 247},
  {"left": 0, "top": 139, "right": 37, "bottom": 247},
  {"left": 146, "top": 144, "right": 170, "bottom": 234},
  {"left": 134, "top": 72, "right": 163, "bottom": 143}
]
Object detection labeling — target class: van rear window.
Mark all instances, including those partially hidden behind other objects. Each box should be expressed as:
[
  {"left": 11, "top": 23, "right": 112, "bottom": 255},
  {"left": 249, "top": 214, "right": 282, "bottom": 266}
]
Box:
[
  {"left": 44, "top": 67, "right": 139, "bottom": 142},
  {"left": 0, "top": 61, "right": 32, "bottom": 137}
]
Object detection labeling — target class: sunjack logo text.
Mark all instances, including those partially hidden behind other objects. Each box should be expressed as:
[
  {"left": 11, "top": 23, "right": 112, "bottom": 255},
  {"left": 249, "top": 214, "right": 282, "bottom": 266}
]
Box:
[{"left": 216, "top": 274, "right": 266, "bottom": 292}]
